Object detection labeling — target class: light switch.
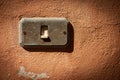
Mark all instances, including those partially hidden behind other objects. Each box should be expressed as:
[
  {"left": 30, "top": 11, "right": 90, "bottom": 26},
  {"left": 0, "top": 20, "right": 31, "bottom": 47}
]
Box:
[{"left": 19, "top": 18, "right": 69, "bottom": 48}]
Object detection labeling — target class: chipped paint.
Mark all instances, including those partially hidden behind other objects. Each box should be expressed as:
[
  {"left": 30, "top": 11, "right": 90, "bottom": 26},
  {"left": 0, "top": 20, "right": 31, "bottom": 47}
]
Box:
[{"left": 18, "top": 66, "right": 49, "bottom": 80}]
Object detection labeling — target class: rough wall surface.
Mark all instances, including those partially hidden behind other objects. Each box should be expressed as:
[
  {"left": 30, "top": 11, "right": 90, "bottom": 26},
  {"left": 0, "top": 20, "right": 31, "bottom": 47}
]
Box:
[{"left": 0, "top": 0, "right": 120, "bottom": 80}]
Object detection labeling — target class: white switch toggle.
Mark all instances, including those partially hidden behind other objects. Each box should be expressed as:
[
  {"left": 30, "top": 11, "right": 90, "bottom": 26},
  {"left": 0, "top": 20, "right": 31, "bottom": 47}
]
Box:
[
  {"left": 41, "top": 30, "right": 48, "bottom": 39},
  {"left": 40, "top": 25, "right": 49, "bottom": 39}
]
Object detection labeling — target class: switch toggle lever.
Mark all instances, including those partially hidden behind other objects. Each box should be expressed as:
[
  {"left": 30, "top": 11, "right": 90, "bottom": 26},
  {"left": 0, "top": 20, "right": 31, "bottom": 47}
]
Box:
[{"left": 40, "top": 25, "right": 49, "bottom": 39}]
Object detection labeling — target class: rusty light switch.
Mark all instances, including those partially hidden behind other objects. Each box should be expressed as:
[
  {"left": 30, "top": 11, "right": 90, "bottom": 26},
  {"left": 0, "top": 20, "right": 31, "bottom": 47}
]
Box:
[{"left": 19, "top": 18, "right": 69, "bottom": 48}]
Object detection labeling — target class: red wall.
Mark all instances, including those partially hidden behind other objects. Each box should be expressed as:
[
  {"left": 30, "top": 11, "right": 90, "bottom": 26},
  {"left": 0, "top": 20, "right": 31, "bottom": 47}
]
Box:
[{"left": 0, "top": 0, "right": 120, "bottom": 80}]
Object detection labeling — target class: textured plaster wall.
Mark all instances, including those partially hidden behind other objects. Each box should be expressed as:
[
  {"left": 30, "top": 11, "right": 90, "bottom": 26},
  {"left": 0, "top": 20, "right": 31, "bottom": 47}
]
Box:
[{"left": 0, "top": 0, "right": 120, "bottom": 80}]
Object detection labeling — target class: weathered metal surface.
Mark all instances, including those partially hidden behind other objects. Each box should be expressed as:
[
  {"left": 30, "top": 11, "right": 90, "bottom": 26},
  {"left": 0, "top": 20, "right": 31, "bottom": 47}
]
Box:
[{"left": 19, "top": 18, "right": 69, "bottom": 48}]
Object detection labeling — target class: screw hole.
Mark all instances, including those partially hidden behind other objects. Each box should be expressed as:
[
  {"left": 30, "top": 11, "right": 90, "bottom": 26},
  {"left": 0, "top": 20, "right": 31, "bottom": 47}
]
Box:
[
  {"left": 23, "top": 31, "right": 26, "bottom": 35},
  {"left": 63, "top": 31, "right": 67, "bottom": 35}
]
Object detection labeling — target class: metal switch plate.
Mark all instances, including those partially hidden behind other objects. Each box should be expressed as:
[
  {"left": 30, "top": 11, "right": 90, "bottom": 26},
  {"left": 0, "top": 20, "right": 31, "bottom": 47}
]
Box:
[{"left": 19, "top": 18, "right": 69, "bottom": 48}]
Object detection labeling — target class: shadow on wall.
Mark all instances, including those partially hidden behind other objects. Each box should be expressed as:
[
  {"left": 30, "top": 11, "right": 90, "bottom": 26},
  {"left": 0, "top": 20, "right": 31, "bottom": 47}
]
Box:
[
  {"left": 23, "top": 22, "right": 74, "bottom": 53},
  {"left": 0, "top": 0, "right": 120, "bottom": 80}
]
